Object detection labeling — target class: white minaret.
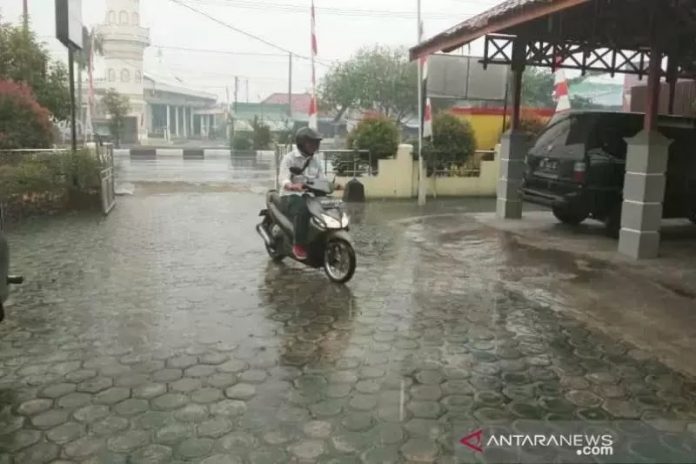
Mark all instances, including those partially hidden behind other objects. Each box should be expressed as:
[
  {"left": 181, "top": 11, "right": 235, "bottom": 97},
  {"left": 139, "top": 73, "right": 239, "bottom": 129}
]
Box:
[{"left": 97, "top": 0, "right": 150, "bottom": 141}]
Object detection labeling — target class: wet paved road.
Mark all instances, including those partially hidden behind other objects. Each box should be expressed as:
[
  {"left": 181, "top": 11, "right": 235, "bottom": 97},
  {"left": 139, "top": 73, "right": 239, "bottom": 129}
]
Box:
[{"left": 0, "top": 160, "right": 695, "bottom": 463}]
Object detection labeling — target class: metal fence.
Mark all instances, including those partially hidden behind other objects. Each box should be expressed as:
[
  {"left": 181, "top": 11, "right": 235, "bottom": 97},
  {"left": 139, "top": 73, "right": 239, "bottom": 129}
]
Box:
[
  {"left": 321, "top": 150, "right": 373, "bottom": 177},
  {"left": 424, "top": 149, "right": 495, "bottom": 178},
  {"left": 98, "top": 143, "right": 116, "bottom": 215}
]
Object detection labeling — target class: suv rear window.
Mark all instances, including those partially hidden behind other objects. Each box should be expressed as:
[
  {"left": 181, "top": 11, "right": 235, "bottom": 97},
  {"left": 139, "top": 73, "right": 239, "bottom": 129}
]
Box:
[{"left": 530, "top": 116, "right": 587, "bottom": 160}]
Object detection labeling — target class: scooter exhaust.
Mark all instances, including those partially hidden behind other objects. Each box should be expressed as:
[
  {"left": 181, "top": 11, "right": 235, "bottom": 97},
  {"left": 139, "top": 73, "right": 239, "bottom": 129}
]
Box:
[{"left": 256, "top": 223, "right": 273, "bottom": 247}]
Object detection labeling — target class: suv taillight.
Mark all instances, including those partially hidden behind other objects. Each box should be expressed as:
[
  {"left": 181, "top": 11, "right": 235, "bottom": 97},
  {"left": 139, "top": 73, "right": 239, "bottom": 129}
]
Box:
[{"left": 573, "top": 161, "right": 587, "bottom": 183}]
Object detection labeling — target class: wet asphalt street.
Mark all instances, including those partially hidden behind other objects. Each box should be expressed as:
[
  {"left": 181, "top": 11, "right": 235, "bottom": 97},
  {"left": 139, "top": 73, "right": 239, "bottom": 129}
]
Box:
[{"left": 0, "top": 154, "right": 695, "bottom": 463}]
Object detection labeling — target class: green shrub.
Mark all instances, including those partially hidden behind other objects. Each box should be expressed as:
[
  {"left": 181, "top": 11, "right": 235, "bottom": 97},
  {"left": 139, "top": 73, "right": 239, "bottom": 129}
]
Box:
[
  {"left": 231, "top": 133, "right": 253, "bottom": 151},
  {"left": 346, "top": 115, "right": 399, "bottom": 162},
  {"left": 0, "top": 80, "right": 53, "bottom": 149},
  {"left": 61, "top": 149, "right": 102, "bottom": 191},
  {"left": 408, "top": 112, "right": 477, "bottom": 163},
  {"left": 251, "top": 117, "right": 272, "bottom": 150}
]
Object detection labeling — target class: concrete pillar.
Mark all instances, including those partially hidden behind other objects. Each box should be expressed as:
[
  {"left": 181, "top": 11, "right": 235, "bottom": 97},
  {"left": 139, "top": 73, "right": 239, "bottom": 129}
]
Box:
[
  {"left": 190, "top": 109, "right": 195, "bottom": 136},
  {"left": 496, "top": 130, "right": 527, "bottom": 219},
  {"left": 183, "top": 107, "right": 188, "bottom": 138},
  {"left": 166, "top": 105, "right": 171, "bottom": 141},
  {"left": 175, "top": 106, "right": 180, "bottom": 137},
  {"left": 618, "top": 130, "right": 671, "bottom": 259}
]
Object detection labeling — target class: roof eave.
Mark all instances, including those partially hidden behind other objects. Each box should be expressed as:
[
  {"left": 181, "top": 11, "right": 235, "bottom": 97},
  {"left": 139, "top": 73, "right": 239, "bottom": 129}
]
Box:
[{"left": 409, "top": 0, "right": 591, "bottom": 61}]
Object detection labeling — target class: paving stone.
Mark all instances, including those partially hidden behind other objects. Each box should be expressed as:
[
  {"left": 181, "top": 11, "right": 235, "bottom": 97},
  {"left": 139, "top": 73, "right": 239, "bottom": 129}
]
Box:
[
  {"left": 133, "top": 383, "right": 167, "bottom": 399},
  {"left": 14, "top": 441, "right": 60, "bottom": 463},
  {"left": 248, "top": 448, "right": 289, "bottom": 464},
  {"left": 152, "top": 369, "right": 183, "bottom": 382},
  {"left": 401, "top": 438, "right": 439, "bottom": 462},
  {"left": 349, "top": 394, "right": 378, "bottom": 411},
  {"left": 408, "top": 401, "right": 443, "bottom": 419},
  {"left": 167, "top": 355, "right": 198, "bottom": 369},
  {"left": 135, "top": 411, "right": 173, "bottom": 430},
  {"left": 40, "top": 383, "right": 76, "bottom": 399},
  {"left": 95, "top": 387, "right": 131, "bottom": 405},
  {"left": 303, "top": 420, "right": 332, "bottom": 438},
  {"left": 63, "top": 436, "right": 105, "bottom": 459},
  {"left": 216, "top": 431, "right": 258, "bottom": 453},
  {"left": 201, "top": 455, "right": 243, "bottom": 464},
  {"left": 238, "top": 369, "right": 268, "bottom": 384},
  {"left": 565, "top": 390, "right": 603, "bottom": 408},
  {"left": 224, "top": 383, "right": 256, "bottom": 400},
  {"left": 177, "top": 437, "right": 214, "bottom": 459},
  {"left": 192, "top": 387, "right": 223, "bottom": 404},
  {"left": 114, "top": 398, "right": 149, "bottom": 416},
  {"left": 17, "top": 398, "right": 53, "bottom": 416},
  {"left": 210, "top": 399, "right": 247, "bottom": 417},
  {"left": 332, "top": 432, "right": 372, "bottom": 454},
  {"left": 404, "top": 419, "right": 445, "bottom": 439},
  {"left": 185, "top": 365, "right": 217, "bottom": 378},
  {"left": 46, "top": 422, "right": 85, "bottom": 444},
  {"left": 130, "top": 444, "right": 173, "bottom": 464},
  {"left": 289, "top": 439, "right": 326, "bottom": 460},
  {"left": 326, "top": 384, "right": 352, "bottom": 399},
  {"left": 342, "top": 412, "right": 374, "bottom": 432},
  {"left": 92, "top": 416, "right": 130, "bottom": 435},
  {"left": 361, "top": 446, "right": 401, "bottom": 464},
  {"left": 115, "top": 373, "right": 149, "bottom": 387},
  {"left": 74, "top": 405, "right": 110, "bottom": 423},
  {"left": 4, "top": 429, "right": 41, "bottom": 452},
  {"left": 311, "top": 400, "right": 344, "bottom": 418},
  {"left": 78, "top": 377, "right": 114, "bottom": 394},
  {"left": 410, "top": 385, "right": 443, "bottom": 401},
  {"left": 107, "top": 430, "right": 150, "bottom": 453},
  {"left": 57, "top": 392, "right": 92, "bottom": 409},
  {"left": 197, "top": 417, "right": 234, "bottom": 438},
  {"left": 32, "top": 409, "right": 70, "bottom": 429},
  {"left": 174, "top": 403, "right": 208, "bottom": 423},
  {"left": 207, "top": 373, "right": 237, "bottom": 388},
  {"left": 602, "top": 399, "right": 642, "bottom": 419},
  {"left": 217, "top": 360, "right": 248, "bottom": 373},
  {"left": 155, "top": 422, "right": 194, "bottom": 445},
  {"left": 379, "top": 423, "right": 405, "bottom": 445},
  {"left": 152, "top": 393, "right": 188, "bottom": 411}
]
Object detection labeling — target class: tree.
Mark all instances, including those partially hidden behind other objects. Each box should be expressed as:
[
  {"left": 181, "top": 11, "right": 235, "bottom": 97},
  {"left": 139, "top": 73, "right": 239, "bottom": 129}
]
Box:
[
  {"left": 426, "top": 113, "right": 477, "bottom": 162},
  {"left": 0, "top": 19, "right": 70, "bottom": 120},
  {"left": 76, "top": 28, "right": 103, "bottom": 130},
  {"left": 251, "top": 116, "right": 272, "bottom": 150},
  {"left": 0, "top": 80, "right": 53, "bottom": 149},
  {"left": 521, "top": 67, "right": 604, "bottom": 108},
  {"left": 347, "top": 115, "right": 399, "bottom": 168},
  {"left": 102, "top": 89, "right": 130, "bottom": 148},
  {"left": 319, "top": 46, "right": 417, "bottom": 124}
]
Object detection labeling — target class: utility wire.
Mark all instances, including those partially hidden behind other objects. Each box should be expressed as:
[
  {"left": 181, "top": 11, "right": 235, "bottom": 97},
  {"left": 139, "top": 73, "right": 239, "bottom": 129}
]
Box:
[{"left": 170, "top": 0, "right": 313, "bottom": 60}]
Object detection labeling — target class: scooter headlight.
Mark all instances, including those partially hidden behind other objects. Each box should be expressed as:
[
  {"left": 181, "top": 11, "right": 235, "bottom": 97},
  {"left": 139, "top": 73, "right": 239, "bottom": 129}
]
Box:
[
  {"left": 341, "top": 213, "right": 350, "bottom": 227},
  {"left": 321, "top": 214, "right": 342, "bottom": 229}
]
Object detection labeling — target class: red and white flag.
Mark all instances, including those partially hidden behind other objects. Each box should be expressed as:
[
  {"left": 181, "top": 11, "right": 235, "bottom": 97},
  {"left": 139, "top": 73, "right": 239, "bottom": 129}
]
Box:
[
  {"left": 421, "top": 56, "right": 432, "bottom": 138},
  {"left": 308, "top": 0, "right": 318, "bottom": 130},
  {"left": 553, "top": 56, "right": 571, "bottom": 113}
]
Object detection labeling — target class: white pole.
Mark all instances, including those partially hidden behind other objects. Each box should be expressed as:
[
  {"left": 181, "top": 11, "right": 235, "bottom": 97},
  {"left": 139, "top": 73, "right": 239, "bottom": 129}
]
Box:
[{"left": 417, "top": 0, "right": 426, "bottom": 206}]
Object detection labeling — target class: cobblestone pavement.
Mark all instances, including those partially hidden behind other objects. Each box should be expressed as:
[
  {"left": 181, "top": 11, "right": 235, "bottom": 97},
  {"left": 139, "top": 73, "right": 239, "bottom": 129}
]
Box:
[{"left": 1, "top": 190, "right": 696, "bottom": 463}]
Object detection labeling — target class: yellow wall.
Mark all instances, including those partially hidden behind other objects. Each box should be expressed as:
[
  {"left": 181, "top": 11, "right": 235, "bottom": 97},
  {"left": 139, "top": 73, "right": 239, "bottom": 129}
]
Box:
[
  {"left": 335, "top": 144, "right": 500, "bottom": 199},
  {"left": 456, "top": 114, "right": 505, "bottom": 151}
]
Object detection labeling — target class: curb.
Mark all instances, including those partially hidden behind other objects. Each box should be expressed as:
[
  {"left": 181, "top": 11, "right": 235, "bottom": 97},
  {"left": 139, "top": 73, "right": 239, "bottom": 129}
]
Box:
[{"left": 114, "top": 149, "right": 265, "bottom": 160}]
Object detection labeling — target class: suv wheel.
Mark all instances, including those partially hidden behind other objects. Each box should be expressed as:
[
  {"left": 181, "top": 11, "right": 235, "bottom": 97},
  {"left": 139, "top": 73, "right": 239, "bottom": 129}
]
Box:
[
  {"left": 689, "top": 212, "right": 696, "bottom": 225},
  {"left": 552, "top": 206, "right": 588, "bottom": 225}
]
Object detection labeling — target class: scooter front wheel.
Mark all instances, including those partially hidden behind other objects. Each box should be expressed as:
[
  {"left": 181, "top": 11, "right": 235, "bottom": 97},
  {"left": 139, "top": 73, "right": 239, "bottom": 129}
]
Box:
[{"left": 323, "top": 238, "right": 356, "bottom": 283}]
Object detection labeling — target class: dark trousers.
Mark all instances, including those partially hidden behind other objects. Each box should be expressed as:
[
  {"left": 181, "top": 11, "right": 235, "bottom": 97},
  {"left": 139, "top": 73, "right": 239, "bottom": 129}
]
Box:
[{"left": 281, "top": 195, "right": 310, "bottom": 246}]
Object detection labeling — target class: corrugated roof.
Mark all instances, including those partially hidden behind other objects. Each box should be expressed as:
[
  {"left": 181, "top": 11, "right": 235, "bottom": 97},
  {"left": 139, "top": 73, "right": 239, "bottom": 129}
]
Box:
[{"left": 410, "top": 0, "right": 589, "bottom": 60}]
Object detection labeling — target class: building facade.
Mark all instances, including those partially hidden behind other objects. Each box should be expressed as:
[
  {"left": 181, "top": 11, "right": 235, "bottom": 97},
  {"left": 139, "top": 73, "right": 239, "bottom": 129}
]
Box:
[{"left": 90, "top": 0, "right": 220, "bottom": 145}]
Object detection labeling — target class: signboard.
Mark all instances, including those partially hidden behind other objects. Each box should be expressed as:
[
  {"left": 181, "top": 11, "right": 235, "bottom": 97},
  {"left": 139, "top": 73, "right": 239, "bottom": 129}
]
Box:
[
  {"left": 55, "top": 0, "right": 83, "bottom": 50},
  {"left": 427, "top": 54, "right": 508, "bottom": 101}
]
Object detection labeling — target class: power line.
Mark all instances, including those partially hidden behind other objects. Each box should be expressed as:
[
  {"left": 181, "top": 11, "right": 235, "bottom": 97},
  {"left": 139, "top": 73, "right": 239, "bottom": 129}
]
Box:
[
  {"left": 151, "top": 44, "right": 339, "bottom": 64},
  {"left": 186, "top": 0, "right": 479, "bottom": 20},
  {"left": 169, "top": 0, "right": 312, "bottom": 60}
]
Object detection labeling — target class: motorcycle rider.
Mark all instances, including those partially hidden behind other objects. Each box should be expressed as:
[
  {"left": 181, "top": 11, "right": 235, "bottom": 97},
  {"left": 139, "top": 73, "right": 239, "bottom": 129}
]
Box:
[{"left": 279, "top": 127, "right": 327, "bottom": 261}]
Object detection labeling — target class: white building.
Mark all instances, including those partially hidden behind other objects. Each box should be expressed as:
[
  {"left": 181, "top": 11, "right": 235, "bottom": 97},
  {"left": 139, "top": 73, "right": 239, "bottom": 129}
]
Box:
[{"left": 89, "top": 0, "right": 222, "bottom": 145}]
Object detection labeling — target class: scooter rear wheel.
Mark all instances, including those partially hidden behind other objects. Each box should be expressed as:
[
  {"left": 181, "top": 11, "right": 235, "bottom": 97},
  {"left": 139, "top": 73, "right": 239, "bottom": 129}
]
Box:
[{"left": 323, "top": 238, "right": 356, "bottom": 283}]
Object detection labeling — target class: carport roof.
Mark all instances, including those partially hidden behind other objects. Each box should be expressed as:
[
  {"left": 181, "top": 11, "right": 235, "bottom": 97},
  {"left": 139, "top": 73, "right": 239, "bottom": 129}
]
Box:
[
  {"left": 410, "top": 0, "right": 696, "bottom": 78},
  {"left": 410, "top": 0, "right": 589, "bottom": 60}
]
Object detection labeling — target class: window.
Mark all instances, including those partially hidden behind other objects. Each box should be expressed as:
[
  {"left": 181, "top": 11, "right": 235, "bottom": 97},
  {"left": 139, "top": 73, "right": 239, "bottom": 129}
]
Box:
[
  {"left": 132, "top": 12, "right": 139, "bottom": 25},
  {"left": 108, "top": 10, "right": 116, "bottom": 24},
  {"left": 121, "top": 69, "right": 130, "bottom": 82},
  {"left": 119, "top": 11, "right": 128, "bottom": 24},
  {"left": 108, "top": 69, "right": 116, "bottom": 82}
]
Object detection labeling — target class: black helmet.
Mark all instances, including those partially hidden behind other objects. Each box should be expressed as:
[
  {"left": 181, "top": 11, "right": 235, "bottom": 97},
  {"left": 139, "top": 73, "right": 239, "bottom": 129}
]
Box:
[{"left": 295, "top": 127, "right": 322, "bottom": 151}]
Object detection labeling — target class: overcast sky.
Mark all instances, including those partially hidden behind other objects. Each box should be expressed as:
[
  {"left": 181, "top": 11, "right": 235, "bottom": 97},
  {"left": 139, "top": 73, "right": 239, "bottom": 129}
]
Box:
[{"left": 1, "top": 0, "right": 503, "bottom": 101}]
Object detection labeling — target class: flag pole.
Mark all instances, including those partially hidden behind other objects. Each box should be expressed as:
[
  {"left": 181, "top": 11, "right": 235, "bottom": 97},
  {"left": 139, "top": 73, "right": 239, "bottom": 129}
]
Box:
[
  {"left": 309, "top": 0, "right": 318, "bottom": 130},
  {"left": 416, "top": 0, "right": 426, "bottom": 206}
]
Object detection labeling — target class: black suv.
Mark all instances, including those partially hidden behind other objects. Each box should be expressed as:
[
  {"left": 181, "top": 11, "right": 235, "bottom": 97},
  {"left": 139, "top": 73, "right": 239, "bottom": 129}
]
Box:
[{"left": 521, "top": 111, "right": 696, "bottom": 236}]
